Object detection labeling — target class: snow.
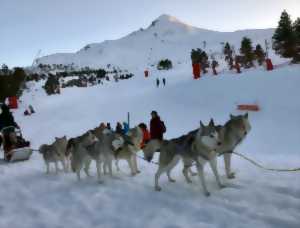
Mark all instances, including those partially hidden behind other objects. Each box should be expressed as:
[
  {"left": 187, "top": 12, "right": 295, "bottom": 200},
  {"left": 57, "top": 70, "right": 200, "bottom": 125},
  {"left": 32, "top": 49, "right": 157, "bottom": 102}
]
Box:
[
  {"left": 0, "top": 62, "right": 299, "bottom": 228},
  {"left": 36, "top": 14, "right": 277, "bottom": 71},
  {"left": 1, "top": 14, "right": 300, "bottom": 228}
]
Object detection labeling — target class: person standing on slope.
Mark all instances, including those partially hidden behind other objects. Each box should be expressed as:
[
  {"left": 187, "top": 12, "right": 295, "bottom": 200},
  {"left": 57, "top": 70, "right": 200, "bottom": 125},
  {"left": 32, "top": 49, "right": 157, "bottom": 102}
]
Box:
[
  {"left": 138, "top": 123, "right": 151, "bottom": 149},
  {"left": 115, "top": 122, "right": 123, "bottom": 135},
  {"left": 150, "top": 111, "right": 166, "bottom": 141},
  {"left": 123, "top": 122, "right": 129, "bottom": 134},
  {"left": 156, "top": 78, "right": 160, "bottom": 88}
]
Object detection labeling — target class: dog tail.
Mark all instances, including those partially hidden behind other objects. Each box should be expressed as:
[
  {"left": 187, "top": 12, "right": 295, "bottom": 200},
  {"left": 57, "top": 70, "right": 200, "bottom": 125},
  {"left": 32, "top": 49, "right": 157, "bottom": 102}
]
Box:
[{"left": 39, "top": 144, "right": 47, "bottom": 154}]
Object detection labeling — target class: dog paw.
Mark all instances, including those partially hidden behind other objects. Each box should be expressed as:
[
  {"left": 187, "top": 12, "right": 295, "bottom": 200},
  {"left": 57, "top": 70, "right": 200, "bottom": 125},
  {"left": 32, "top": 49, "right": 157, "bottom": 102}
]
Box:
[
  {"left": 204, "top": 192, "right": 211, "bottom": 197},
  {"left": 169, "top": 178, "right": 176, "bottom": 183},
  {"left": 219, "top": 184, "right": 226, "bottom": 189},
  {"left": 227, "top": 173, "right": 236, "bottom": 179},
  {"left": 155, "top": 186, "right": 162, "bottom": 191},
  {"left": 136, "top": 170, "right": 141, "bottom": 174}
]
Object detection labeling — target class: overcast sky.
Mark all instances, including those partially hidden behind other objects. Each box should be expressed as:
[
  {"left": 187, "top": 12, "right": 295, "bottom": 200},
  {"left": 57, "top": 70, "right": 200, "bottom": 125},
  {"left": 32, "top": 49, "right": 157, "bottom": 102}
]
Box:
[{"left": 1, "top": 0, "right": 299, "bottom": 67}]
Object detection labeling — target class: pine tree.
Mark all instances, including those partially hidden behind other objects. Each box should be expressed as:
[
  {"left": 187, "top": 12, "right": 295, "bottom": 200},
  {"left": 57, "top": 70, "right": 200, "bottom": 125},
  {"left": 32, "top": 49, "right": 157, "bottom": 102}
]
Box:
[
  {"left": 240, "top": 37, "right": 254, "bottom": 68},
  {"left": 272, "top": 10, "right": 296, "bottom": 58},
  {"left": 157, "top": 59, "right": 173, "bottom": 70},
  {"left": 191, "top": 49, "right": 200, "bottom": 64},
  {"left": 223, "top": 42, "right": 232, "bottom": 57},
  {"left": 44, "top": 74, "right": 60, "bottom": 95},
  {"left": 254, "top": 44, "right": 266, "bottom": 65},
  {"left": 292, "top": 18, "right": 300, "bottom": 62},
  {"left": 1, "top": 64, "right": 9, "bottom": 75},
  {"left": 190, "top": 48, "right": 209, "bottom": 73},
  {"left": 223, "top": 42, "right": 234, "bottom": 69}
]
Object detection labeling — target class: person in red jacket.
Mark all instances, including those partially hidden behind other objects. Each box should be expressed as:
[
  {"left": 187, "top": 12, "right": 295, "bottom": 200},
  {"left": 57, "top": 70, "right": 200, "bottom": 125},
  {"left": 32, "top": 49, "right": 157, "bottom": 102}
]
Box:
[
  {"left": 150, "top": 111, "right": 166, "bottom": 141},
  {"left": 139, "top": 123, "right": 151, "bottom": 149}
]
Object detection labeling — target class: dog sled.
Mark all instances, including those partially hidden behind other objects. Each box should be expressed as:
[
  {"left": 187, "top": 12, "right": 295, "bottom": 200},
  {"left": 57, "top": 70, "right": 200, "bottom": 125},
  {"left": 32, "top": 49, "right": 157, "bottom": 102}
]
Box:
[{"left": 0, "top": 126, "right": 32, "bottom": 162}]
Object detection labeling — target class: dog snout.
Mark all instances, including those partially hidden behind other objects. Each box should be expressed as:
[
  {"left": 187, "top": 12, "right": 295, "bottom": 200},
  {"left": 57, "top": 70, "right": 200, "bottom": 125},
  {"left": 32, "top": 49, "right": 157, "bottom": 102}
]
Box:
[
  {"left": 217, "top": 141, "right": 222, "bottom": 146},
  {"left": 244, "top": 131, "right": 247, "bottom": 136}
]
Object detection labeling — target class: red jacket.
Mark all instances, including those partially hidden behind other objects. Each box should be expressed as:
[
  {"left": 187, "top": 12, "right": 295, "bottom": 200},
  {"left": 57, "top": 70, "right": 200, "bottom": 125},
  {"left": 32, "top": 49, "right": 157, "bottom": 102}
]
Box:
[
  {"left": 150, "top": 116, "right": 164, "bottom": 140},
  {"left": 140, "top": 128, "right": 151, "bottom": 149}
]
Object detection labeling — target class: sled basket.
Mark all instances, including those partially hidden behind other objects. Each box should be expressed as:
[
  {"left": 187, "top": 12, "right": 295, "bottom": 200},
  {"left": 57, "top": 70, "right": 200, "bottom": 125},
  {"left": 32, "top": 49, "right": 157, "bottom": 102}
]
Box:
[{"left": 9, "top": 147, "right": 33, "bottom": 162}]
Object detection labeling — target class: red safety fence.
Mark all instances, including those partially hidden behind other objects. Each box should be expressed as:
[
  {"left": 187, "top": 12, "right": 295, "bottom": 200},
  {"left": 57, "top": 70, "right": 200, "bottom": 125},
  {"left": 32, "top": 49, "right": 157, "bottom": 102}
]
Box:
[
  {"left": 266, "top": 58, "right": 274, "bottom": 71},
  {"left": 237, "top": 104, "right": 260, "bottom": 112},
  {"left": 192, "top": 63, "right": 201, "bottom": 79}
]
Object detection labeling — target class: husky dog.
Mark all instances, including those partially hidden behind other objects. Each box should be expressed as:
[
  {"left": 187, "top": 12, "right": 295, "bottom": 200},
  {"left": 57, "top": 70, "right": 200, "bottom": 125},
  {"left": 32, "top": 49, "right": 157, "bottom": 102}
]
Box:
[
  {"left": 91, "top": 125, "right": 143, "bottom": 176},
  {"left": 83, "top": 132, "right": 116, "bottom": 182},
  {"left": 216, "top": 113, "right": 251, "bottom": 179},
  {"left": 143, "top": 119, "right": 223, "bottom": 196},
  {"left": 39, "top": 136, "right": 68, "bottom": 174},
  {"left": 114, "top": 126, "right": 143, "bottom": 175},
  {"left": 68, "top": 131, "right": 98, "bottom": 181}
]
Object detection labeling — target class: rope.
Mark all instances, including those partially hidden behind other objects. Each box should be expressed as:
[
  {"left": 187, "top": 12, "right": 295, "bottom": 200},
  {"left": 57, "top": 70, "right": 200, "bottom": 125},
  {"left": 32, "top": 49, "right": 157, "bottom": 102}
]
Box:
[
  {"left": 229, "top": 151, "right": 300, "bottom": 172},
  {"left": 136, "top": 154, "right": 159, "bottom": 165},
  {"left": 137, "top": 150, "right": 300, "bottom": 172}
]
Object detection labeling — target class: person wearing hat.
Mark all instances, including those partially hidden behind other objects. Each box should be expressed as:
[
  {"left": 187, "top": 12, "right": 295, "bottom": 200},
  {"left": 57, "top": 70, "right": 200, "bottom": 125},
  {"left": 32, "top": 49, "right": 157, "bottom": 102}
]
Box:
[
  {"left": 115, "top": 122, "right": 123, "bottom": 135},
  {"left": 107, "top": 122, "right": 112, "bottom": 130},
  {"left": 150, "top": 111, "right": 166, "bottom": 141},
  {"left": 122, "top": 121, "right": 129, "bottom": 135},
  {"left": 0, "top": 103, "right": 21, "bottom": 161},
  {"left": 0, "top": 103, "right": 19, "bottom": 131},
  {"left": 139, "top": 123, "right": 151, "bottom": 149}
]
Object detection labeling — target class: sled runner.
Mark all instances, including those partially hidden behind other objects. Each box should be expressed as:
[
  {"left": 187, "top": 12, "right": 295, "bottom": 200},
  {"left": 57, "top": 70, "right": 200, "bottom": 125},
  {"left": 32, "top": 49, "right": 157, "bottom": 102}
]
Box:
[{"left": 1, "top": 126, "right": 32, "bottom": 162}]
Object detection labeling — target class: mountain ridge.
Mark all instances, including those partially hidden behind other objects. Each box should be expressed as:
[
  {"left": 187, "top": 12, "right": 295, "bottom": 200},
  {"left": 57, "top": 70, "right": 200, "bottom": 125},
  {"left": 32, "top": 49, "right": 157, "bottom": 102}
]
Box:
[{"left": 36, "top": 14, "right": 275, "bottom": 70}]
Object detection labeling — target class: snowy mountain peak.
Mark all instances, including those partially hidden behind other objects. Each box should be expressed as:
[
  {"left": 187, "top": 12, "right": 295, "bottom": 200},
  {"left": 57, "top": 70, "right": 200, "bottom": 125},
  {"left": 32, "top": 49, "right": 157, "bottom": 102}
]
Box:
[
  {"left": 153, "top": 14, "right": 183, "bottom": 24},
  {"left": 36, "top": 14, "right": 275, "bottom": 70},
  {"left": 149, "top": 14, "right": 196, "bottom": 31}
]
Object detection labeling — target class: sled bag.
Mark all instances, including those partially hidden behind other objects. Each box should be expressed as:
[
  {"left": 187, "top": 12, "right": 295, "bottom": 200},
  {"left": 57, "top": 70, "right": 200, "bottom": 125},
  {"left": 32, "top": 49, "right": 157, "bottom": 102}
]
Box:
[{"left": 8, "top": 96, "right": 18, "bottom": 109}]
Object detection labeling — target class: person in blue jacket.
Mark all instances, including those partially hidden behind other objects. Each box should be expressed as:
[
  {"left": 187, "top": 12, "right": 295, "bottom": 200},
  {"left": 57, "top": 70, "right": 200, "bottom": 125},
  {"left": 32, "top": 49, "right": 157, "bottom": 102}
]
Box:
[{"left": 123, "top": 122, "right": 129, "bottom": 134}]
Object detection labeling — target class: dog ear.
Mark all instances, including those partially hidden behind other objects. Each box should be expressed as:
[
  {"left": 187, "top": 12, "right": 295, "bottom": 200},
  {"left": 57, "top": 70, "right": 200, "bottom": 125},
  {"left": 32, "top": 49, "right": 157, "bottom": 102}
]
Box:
[
  {"left": 244, "top": 112, "right": 249, "bottom": 119},
  {"left": 209, "top": 118, "right": 215, "bottom": 127},
  {"left": 200, "top": 121, "right": 205, "bottom": 128},
  {"left": 230, "top": 114, "right": 234, "bottom": 119}
]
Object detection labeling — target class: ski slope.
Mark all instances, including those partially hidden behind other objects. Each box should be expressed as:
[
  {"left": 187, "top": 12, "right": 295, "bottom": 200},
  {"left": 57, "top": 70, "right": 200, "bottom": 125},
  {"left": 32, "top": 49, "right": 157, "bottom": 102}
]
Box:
[{"left": 0, "top": 64, "right": 299, "bottom": 228}]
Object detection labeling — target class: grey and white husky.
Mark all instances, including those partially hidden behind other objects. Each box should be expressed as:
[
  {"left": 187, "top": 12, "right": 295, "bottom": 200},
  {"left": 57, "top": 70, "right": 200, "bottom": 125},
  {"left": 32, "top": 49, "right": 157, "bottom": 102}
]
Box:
[
  {"left": 39, "top": 136, "right": 68, "bottom": 174},
  {"left": 143, "top": 119, "right": 223, "bottom": 196},
  {"left": 114, "top": 126, "right": 143, "bottom": 175},
  {"left": 91, "top": 125, "right": 143, "bottom": 176},
  {"left": 68, "top": 131, "right": 98, "bottom": 181},
  {"left": 143, "top": 114, "right": 251, "bottom": 196},
  {"left": 216, "top": 113, "right": 251, "bottom": 179}
]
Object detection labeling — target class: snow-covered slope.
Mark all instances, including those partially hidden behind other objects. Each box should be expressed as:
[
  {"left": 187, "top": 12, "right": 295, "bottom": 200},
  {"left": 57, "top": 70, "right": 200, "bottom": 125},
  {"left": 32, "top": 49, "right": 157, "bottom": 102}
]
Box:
[
  {"left": 36, "top": 14, "right": 275, "bottom": 70},
  {"left": 1, "top": 64, "right": 299, "bottom": 228}
]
